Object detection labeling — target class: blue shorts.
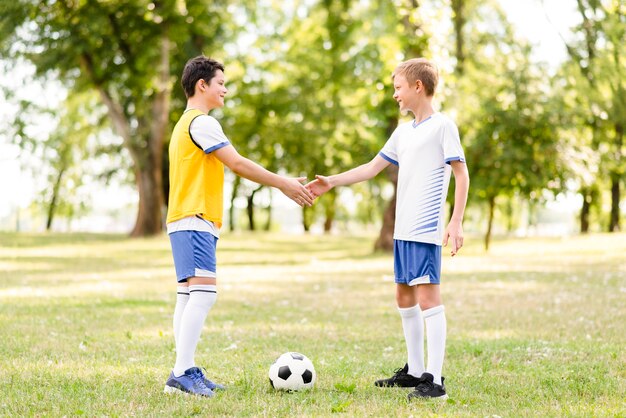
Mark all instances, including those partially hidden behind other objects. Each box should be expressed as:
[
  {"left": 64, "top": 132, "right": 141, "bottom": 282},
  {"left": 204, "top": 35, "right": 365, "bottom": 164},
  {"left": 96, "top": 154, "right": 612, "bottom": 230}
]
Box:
[
  {"left": 393, "top": 240, "right": 441, "bottom": 285},
  {"left": 169, "top": 230, "right": 218, "bottom": 283}
]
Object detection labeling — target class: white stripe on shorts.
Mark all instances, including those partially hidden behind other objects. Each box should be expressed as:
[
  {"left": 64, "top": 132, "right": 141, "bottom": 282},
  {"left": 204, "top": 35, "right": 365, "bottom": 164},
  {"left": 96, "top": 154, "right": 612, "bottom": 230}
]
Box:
[
  {"left": 194, "top": 268, "right": 216, "bottom": 278},
  {"left": 408, "top": 275, "right": 431, "bottom": 286}
]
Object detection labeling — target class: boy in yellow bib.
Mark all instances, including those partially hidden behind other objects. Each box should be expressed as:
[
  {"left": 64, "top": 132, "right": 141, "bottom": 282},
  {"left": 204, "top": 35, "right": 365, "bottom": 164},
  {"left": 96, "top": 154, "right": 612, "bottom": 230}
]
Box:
[{"left": 164, "top": 56, "right": 314, "bottom": 397}]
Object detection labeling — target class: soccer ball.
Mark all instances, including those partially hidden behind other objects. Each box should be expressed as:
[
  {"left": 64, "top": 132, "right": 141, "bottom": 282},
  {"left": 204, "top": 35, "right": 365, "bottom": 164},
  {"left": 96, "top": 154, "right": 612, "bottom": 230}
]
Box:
[{"left": 268, "top": 352, "right": 316, "bottom": 391}]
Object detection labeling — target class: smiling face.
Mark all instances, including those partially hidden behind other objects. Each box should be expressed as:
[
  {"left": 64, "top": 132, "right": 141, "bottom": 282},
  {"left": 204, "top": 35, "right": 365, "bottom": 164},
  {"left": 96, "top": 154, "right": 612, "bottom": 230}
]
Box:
[
  {"left": 392, "top": 74, "right": 418, "bottom": 113},
  {"left": 392, "top": 59, "right": 438, "bottom": 115},
  {"left": 200, "top": 70, "right": 227, "bottom": 110},
  {"left": 180, "top": 56, "right": 227, "bottom": 112}
]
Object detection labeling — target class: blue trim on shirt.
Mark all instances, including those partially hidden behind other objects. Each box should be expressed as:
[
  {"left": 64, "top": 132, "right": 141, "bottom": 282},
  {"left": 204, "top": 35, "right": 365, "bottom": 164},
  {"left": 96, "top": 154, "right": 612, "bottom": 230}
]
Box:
[
  {"left": 204, "top": 141, "right": 230, "bottom": 154},
  {"left": 445, "top": 156, "right": 466, "bottom": 164},
  {"left": 423, "top": 185, "right": 444, "bottom": 196},
  {"left": 424, "top": 182, "right": 444, "bottom": 192},
  {"left": 412, "top": 115, "right": 433, "bottom": 128},
  {"left": 427, "top": 169, "right": 445, "bottom": 179},
  {"left": 415, "top": 206, "right": 441, "bottom": 220},
  {"left": 413, "top": 220, "right": 439, "bottom": 232},
  {"left": 379, "top": 152, "right": 398, "bottom": 166},
  {"left": 418, "top": 201, "right": 441, "bottom": 211},
  {"left": 414, "top": 214, "right": 439, "bottom": 227},
  {"left": 411, "top": 227, "right": 438, "bottom": 236}
]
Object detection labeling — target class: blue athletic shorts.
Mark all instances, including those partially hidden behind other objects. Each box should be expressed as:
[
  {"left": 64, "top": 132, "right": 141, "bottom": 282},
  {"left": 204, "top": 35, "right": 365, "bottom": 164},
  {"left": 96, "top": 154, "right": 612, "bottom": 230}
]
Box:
[
  {"left": 169, "top": 230, "right": 218, "bottom": 282},
  {"left": 393, "top": 239, "right": 441, "bottom": 285}
]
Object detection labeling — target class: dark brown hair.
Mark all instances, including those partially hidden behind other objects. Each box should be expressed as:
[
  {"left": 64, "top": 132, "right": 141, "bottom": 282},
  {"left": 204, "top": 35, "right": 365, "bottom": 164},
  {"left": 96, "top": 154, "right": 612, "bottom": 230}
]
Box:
[{"left": 181, "top": 55, "right": 225, "bottom": 98}]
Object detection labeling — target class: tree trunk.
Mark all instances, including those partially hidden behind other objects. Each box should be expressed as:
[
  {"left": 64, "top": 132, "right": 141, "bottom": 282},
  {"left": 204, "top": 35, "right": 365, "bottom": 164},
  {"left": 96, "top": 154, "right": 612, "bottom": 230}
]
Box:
[
  {"left": 302, "top": 205, "right": 312, "bottom": 232},
  {"left": 374, "top": 164, "right": 398, "bottom": 252},
  {"left": 485, "top": 195, "right": 496, "bottom": 251},
  {"left": 323, "top": 189, "right": 337, "bottom": 233},
  {"left": 580, "top": 187, "right": 591, "bottom": 234},
  {"left": 87, "top": 33, "right": 170, "bottom": 237},
  {"left": 451, "top": 0, "right": 466, "bottom": 75},
  {"left": 609, "top": 173, "right": 621, "bottom": 232},
  {"left": 132, "top": 33, "right": 170, "bottom": 237},
  {"left": 264, "top": 192, "right": 272, "bottom": 231},
  {"left": 130, "top": 161, "right": 164, "bottom": 236},
  {"left": 46, "top": 167, "right": 66, "bottom": 231},
  {"left": 246, "top": 195, "right": 255, "bottom": 231},
  {"left": 246, "top": 185, "right": 263, "bottom": 231},
  {"left": 229, "top": 176, "right": 241, "bottom": 231},
  {"left": 609, "top": 122, "right": 623, "bottom": 232},
  {"left": 506, "top": 197, "right": 514, "bottom": 233}
]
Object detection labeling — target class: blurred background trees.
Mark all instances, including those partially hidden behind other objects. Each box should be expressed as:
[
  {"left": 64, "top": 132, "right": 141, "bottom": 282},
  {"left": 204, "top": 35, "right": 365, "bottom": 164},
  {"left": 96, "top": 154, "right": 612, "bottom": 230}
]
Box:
[{"left": 1, "top": 0, "right": 623, "bottom": 249}]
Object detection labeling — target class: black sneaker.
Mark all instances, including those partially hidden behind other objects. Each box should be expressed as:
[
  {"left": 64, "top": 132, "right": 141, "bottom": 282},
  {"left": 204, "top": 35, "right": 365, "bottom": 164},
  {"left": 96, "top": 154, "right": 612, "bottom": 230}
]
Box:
[
  {"left": 374, "top": 364, "right": 421, "bottom": 387},
  {"left": 407, "top": 372, "right": 448, "bottom": 400}
]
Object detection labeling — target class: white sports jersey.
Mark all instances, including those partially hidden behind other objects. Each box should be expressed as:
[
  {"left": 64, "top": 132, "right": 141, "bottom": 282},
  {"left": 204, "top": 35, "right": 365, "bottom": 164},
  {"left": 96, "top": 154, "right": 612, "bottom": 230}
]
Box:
[
  {"left": 166, "top": 111, "right": 230, "bottom": 238},
  {"left": 379, "top": 112, "right": 465, "bottom": 245}
]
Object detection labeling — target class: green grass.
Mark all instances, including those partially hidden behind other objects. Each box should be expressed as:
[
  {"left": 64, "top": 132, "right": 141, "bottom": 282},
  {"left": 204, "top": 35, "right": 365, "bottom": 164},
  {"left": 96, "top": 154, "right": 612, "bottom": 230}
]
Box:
[{"left": 0, "top": 231, "right": 624, "bottom": 417}]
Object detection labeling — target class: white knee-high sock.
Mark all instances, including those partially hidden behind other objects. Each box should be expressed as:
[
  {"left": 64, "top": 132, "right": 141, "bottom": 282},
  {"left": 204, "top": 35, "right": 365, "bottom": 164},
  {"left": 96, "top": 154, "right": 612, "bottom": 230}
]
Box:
[
  {"left": 398, "top": 304, "right": 425, "bottom": 378},
  {"left": 173, "top": 285, "right": 190, "bottom": 348},
  {"left": 423, "top": 305, "right": 446, "bottom": 385},
  {"left": 173, "top": 284, "right": 217, "bottom": 377}
]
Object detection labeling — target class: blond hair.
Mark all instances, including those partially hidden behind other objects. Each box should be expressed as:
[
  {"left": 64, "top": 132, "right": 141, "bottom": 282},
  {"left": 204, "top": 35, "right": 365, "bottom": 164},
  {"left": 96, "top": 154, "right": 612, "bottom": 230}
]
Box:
[{"left": 393, "top": 58, "right": 438, "bottom": 97}]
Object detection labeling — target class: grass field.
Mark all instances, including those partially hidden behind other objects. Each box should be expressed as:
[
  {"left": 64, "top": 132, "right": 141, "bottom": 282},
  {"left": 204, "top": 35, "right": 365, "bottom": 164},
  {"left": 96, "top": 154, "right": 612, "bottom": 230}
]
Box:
[{"left": 0, "top": 231, "right": 624, "bottom": 417}]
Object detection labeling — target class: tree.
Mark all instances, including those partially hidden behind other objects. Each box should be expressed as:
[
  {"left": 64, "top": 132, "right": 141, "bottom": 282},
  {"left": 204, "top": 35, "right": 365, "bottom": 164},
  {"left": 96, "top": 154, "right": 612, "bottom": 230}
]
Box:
[
  {"left": 1, "top": 0, "right": 233, "bottom": 236},
  {"left": 276, "top": 0, "right": 384, "bottom": 232},
  {"left": 449, "top": 2, "right": 568, "bottom": 249},
  {"left": 555, "top": 0, "right": 625, "bottom": 232},
  {"left": 224, "top": 0, "right": 391, "bottom": 233},
  {"left": 39, "top": 93, "right": 109, "bottom": 230},
  {"left": 374, "top": 0, "right": 430, "bottom": 251}
]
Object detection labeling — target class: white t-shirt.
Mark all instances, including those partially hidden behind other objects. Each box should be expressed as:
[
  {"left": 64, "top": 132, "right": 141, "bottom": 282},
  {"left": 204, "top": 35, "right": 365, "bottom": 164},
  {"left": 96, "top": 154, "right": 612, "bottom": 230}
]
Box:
[
  {"left": 379, "top": 112, "right": 466, "bottom": 245},
  {"left": 166, "top": 111, "right": 231, "bottom": 238}
]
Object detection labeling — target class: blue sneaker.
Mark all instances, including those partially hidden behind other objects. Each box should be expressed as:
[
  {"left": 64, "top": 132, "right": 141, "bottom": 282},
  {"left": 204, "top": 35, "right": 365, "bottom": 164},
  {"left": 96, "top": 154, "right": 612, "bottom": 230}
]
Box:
[
  {"left": 164, "top": 367, "right": 214, "bottom": 397},
  {"left": 201, "top": 367, "right": 225, "bottom": 391}
]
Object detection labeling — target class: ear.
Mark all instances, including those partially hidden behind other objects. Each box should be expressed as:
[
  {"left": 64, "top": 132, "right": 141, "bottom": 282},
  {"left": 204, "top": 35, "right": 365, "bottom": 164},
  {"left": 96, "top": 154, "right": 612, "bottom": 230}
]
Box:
[
  {"left": 415, "top": 79, "right": 423, "bottom": 92},
  {"left": 196, "top": 79, "right": 207, "bottom": 93}
]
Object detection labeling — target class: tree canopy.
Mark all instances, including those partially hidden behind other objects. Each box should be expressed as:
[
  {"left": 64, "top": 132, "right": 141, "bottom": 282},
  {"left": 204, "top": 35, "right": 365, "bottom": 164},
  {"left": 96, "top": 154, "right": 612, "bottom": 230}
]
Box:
[{"left": 1, "top": 0, "right": 623, "bottom": 244}]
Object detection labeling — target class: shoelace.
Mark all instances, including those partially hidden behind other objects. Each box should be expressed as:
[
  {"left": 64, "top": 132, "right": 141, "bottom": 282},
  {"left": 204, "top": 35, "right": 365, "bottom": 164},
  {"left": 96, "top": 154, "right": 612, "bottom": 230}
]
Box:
[
  {"left": 393, "top": 367, "right": 404, "bottom": 374},
  {"left": 391, "top": 367, "right": 407, "bottom": 381},
  {"left": 190, "top": 370, "right": 209, "bottom": 390}
]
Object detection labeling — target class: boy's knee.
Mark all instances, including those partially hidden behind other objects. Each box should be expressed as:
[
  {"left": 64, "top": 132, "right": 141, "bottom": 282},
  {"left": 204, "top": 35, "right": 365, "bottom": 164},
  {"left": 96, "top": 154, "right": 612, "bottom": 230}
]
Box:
[
  {"left": 417, "top": 295, "right": 442, "bottom": 310},
  {"left": 395, "top": 286, "right": 418, "bottom": 308}
]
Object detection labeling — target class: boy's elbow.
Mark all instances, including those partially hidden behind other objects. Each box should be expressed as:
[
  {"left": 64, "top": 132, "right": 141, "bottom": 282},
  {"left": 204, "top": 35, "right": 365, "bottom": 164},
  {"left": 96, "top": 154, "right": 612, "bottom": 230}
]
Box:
[
  {"left": 224, "top": 155, "right": 245, "bottom": 175},
  {"left": 231, "top": 163, "right": 246, "bottom": 177}
]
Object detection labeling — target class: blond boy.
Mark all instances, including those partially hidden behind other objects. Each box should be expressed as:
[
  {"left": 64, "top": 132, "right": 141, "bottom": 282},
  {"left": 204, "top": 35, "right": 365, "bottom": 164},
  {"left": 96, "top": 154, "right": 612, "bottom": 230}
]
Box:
[{"left": 306, "top": 58, "right": 469, "bottom": 400}]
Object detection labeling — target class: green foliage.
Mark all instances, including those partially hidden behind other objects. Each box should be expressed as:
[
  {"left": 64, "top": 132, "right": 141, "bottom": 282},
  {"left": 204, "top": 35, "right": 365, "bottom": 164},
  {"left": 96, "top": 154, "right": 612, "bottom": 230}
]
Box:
[
  {"left": 1, "top": 0, "right": 623, "bottom": 236},
  {"left": 442, "top": 1, "right": 576, "bottom": 246},
  {"left": 215, "top": 0, "right": 408, "bottom": 229},
  {"left": 559, "top": 0, "right": 626, "bottom": 231},
  {"left": 450, "top": 2, "right": 566, "bottom": 203},
  {"left": 0, "top": 0, "right": 239, "bottom": 235}
]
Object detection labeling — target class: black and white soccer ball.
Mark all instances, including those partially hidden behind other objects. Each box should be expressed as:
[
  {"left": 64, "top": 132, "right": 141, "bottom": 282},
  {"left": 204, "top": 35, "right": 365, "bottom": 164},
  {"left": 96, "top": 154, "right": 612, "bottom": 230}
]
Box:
[{"left": 268, "top": 352, "right": 316, "bottom": 391}]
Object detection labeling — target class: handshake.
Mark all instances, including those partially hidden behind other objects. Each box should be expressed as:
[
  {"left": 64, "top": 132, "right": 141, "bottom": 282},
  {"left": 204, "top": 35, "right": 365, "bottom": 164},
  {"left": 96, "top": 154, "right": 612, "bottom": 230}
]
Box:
[{"left": 279, "top": 175, "right": 333, "bottom": 208}]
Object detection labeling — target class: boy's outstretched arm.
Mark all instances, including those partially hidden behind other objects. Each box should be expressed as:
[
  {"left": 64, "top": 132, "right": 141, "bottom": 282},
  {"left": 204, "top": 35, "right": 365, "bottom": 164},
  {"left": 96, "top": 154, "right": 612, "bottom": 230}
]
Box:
[
  {"left": 443, "top": 160, "right": 470, "bottom": 256},
  {"left": 214, "top": 145, "right": 314, "bottom": 207},
  {"left": 306, "top": 154, "right": 390, "bottom": 198}
]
